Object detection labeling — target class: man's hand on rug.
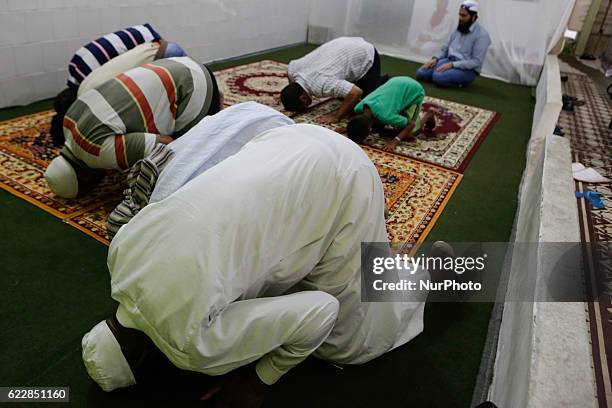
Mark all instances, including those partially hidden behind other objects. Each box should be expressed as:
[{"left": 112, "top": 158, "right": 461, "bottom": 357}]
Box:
[
  {"left": 435, "top": 63, "right": 453, "bottom": 73},
  {"left": 317, "top": 113, "right": 340, "bottom": 124},
  {"left": 383, "top": 137, "right": 401, "bottom": 152}
]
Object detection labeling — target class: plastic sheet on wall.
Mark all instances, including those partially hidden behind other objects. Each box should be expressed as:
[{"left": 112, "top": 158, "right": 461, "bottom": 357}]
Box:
[{"left": 309, "top": 0, "right": 576, "bottom": 85}]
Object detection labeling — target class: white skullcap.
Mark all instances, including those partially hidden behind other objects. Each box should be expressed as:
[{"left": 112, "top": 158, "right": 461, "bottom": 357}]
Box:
[
  {"left": 44, "top": 156, "right": 78, "bottom": 198},
  {"left": 461, "top": 0, "right": 478, "bottom": 12},
  {"left": 82, "top": 320, "right": 136, "bottom": 392}
]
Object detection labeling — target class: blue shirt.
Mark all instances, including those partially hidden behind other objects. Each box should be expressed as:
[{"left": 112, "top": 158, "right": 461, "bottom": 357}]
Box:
[{"left": 436, "top": 22, "right": 491, "bottom": 73}]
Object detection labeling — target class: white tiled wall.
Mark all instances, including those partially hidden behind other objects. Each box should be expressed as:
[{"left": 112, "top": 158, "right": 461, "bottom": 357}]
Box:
[{"left": 0, "top": 0, "right": 310, "bottom": 108}]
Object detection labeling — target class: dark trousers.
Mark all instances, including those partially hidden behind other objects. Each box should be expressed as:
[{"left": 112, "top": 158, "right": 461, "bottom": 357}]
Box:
[
  {"left": 355, "top": 49, "right": 382, "bottom": 97},
  {"left": 205, "top": 64, "right": 222, "bottom": 115},
  {"left": 415, "top": 57, "right": 477, "bottom": 88}
]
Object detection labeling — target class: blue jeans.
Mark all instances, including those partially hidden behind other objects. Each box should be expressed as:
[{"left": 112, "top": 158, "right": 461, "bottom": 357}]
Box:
[
  {"left": 163, "top": 42, "right": 188, "bottom": 58},
  {"left": 416, "top": 58, "right": 477, "bottom": 88}
]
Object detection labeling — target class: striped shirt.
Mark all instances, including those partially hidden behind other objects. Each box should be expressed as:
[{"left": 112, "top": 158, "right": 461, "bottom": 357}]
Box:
[
  {"left": 107, "top": 144, "right": 174, "bottom": 240},
  {"left": 67, "top": 24, "right": 161, "bottom": 88},
  {"left": 287, "top": 37, "right": 375, "bottom": 98},
  {"left": 62, "top": 57, "right": 214, "bottom": 171}
]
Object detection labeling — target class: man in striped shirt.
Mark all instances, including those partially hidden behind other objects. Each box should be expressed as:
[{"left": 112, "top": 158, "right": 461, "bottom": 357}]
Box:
[
  {"left": 50, "top": 24, "right": 187, "bottom": 146},
  {"left": 45, "top": 56, "right": 222, "bottom": 199},
  {"left": 280, "top": 37, "right": 383, "bottom": 124}
]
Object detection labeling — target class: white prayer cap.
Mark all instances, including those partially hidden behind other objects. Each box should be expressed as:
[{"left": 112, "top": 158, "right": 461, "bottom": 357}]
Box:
[
  {"left": 461, "top": 0, "right": 479, "bottom": 12},
  {"left": 44, "top": 156, "right": 78, "bottom": 198},
  {"left": 82, "top": 320, "right": 136, "bottom": 392}
]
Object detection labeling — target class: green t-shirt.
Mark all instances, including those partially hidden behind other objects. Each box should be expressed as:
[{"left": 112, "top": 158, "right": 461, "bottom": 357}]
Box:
[{"left": 354, "top": 76, "right": 425, "bottom": 129}]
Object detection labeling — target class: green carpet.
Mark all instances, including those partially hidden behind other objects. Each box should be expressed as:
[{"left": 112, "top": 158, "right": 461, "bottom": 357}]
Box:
[{"left": 0, "top": 44, "right": 534, "bottom": 407}]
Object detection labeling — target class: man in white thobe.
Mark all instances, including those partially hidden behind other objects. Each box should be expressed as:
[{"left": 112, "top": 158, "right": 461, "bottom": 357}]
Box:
[{"left": 82, "top": 122, "right": 426, "bottom": 405}]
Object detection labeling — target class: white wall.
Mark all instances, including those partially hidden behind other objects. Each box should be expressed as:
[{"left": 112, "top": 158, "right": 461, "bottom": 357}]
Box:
[
  {"left": 0, "top": 0, "right": 310, "bottom": 108},
  {"left": 569, "top": 0, "right": 593, "bottom": 31}
]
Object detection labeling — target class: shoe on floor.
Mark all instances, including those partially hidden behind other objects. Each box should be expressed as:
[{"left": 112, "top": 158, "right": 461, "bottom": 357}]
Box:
[
  {"left": 430, "top": 241, "right": 455, "bottom": 259},
  {"left": 429, "top": 241, "right": 455, "bottom": 282},
  {"left": 563, "top": 95, "right": 585, "bottom": 106}
]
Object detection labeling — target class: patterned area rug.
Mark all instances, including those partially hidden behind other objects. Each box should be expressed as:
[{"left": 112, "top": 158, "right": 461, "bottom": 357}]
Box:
[
  {"left": 215, "top": 60, "right": 499, "bottom": 172},
  {"left": 559, "top": 73, "right": 612, "bottom": 407},
  {"left": 0, "top": 110, "right": 122, "bottom": 244},
  {"left": 364, "top": 146, "right": 460, "bottom": 246},
  {"left": 215, "top": 60, "right": 329, "bottom": 113}
]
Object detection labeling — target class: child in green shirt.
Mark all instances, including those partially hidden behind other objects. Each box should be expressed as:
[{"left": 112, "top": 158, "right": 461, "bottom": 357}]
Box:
[{"left": 347, "top": 76, "right": 436, "bottom": 151}]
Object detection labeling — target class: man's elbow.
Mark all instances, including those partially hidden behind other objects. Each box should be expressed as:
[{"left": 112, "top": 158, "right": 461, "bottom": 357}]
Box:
[
  {"left": 348, "top": 86, "right": 363, "bottom": 101},
  {"left": 353, "top": 86, "right": 363, "bottom": 98}
]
